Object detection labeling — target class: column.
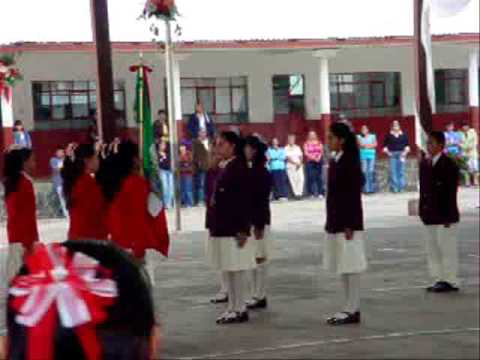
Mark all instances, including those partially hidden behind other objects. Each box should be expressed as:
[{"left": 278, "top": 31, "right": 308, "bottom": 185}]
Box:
[
  {"left": 312, "top": 50, "right": 338, "bottom": 142},
  {"left": 469, "top": 49, "right": 479, "bottom": 134},
  {"left": 0, "top": 94, "right": 14, "bottom": 172},
  {"left": 172, "top": 54, "right": 187, "bottom": 139}
]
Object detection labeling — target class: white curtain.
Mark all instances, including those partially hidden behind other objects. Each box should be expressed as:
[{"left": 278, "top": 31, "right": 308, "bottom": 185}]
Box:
[{"left": 431, "top": 0, "right": 471, "bottom": 18}]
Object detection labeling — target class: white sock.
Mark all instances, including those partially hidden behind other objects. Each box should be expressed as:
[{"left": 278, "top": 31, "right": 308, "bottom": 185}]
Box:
[
  {"left": 232, "top": 271, "right": 247, "bottom": 313},
  {"left": 219, "top": 272, "right": 228, "bottom": 296},
  {"left": 341, "top": 274, "right": 349, "bottom": 311},
  {"left": 225, "top": 271, "right": 236, "bottom": 312},
  {"left": 345, "top": 274, "right": 360, "bottom": 313},
  {"left": 254, "top": 263, "right": 268, "bottom": 300}
]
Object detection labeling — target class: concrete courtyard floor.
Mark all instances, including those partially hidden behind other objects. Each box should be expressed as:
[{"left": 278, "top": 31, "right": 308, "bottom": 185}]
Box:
[{"left": 1, "top": 188, "right": 479, "bottom": 359}]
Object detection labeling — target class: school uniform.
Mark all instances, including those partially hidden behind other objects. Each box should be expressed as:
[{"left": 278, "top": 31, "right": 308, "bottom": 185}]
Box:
[
  {"left": 324, "top": 152, "right": 366, "bottom": 324},
  {"left": 108, "top": 175, "right": 169, "bottom": 259},
  {"left": 5, "top": 173, "right": 39, "bottom": 279},
  {"left": 324, "top": 152, "right": 367, "bottom": 275},
  {"left": 247, "top": 163, "right": 273, "bottom": 308},
  {"left": 419, "top": 153, "right": 460, "bottom": 289},
  {"left": 205, "top": 157, "right": 255, "bottom": 323}
]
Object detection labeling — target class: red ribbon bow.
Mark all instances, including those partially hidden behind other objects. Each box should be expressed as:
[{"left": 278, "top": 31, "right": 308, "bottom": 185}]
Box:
[{"left": 9, "top": 244, "right": 118, "bottom": 360}]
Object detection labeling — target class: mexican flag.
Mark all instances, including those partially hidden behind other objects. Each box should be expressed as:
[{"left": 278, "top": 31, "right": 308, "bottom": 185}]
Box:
[{"left": 134, "top": 65, "right": 154, "bottom": 177}]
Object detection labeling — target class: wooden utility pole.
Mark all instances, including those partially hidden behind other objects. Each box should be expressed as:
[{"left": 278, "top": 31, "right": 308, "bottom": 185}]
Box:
[
  {"left": 414, "top": 0, "right": 433, "bottom": 134},
  {"left": 90, "top": 0, "right": 116, "bottom": 141}
]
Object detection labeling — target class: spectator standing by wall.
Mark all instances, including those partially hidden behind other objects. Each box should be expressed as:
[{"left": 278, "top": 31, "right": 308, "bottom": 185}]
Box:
[
  {"left": 303, "top": 131, "right": 325, "bottom": 198},
  {"left": 179, "top": 144, "right": 194, "bottom": 207},
  {"left": 444, "top": 122, "right": 462, "bottom": 156},
  {"left": 267, "top": 138, "right": 288, "bottom": 201},
  {"left": 460, "top": 123, "right": 479, "bottom": 186},
  {"left": 188, "top": 102, "right": 216, "bottom": 139},
  {"left": 357, "top": 125, "right": 378, "bottom": 194},
  {"left": 158, "top": 140, "right": 174, "bottom": 209},
  {"left": 192, "top": 130, "right": 211, "bottom": 205},
  {"left": 12, "top": 120, "right": 32, "bottom": 149},
  {"left": 49, "top": 146, "right": 68, "bottom": 218},
  {"left": 285, "top": 134, "right": 304, "bottom": 198},
  {"left": 383, "top": 120, "right": 410, "bottom": 193},
  {"left": 154, "top": 109, "right": 169, "bottom": 144}
]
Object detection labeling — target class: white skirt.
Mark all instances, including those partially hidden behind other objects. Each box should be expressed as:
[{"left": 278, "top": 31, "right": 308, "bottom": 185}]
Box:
[
  {"left": 206, "top": 236, "right": 257, "bottom": 272},
  {"left": 323, "top": 232, "right": 368, "bottom": 274},
  {"left": 253, "top": 226, "right": 273, "bottom": 261}
]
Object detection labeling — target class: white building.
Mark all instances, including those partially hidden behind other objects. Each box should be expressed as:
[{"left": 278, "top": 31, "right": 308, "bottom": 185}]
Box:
[{"left": 0, "top": 33, "right": 478, "bottom": 176}]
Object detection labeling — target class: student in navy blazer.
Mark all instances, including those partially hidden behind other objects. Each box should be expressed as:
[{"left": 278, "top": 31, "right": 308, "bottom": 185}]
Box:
[
  {"left": 188, "top": 102, "right": 216, "bottom": 139},
  {"left": 419, "top": 131, "right": 460, "bottom": 293}
]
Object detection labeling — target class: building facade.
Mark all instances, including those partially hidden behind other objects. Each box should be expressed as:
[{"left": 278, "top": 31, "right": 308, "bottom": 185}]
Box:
[{"left": 0, "top": 33, "right": 478, "bottom": 177}]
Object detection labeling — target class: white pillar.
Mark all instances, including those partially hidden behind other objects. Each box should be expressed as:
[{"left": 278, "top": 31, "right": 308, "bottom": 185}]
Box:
[
  {"left": 1, "top": 95, "right": 14, "bottom": 128},
  {"left": 469, "top": 50, "right": 479, "bottom": 107},
  {"left": 172, "top": 56, "right": 183, "bottom": 121},
  {"left": 319, "top": 57, "right": 331, "bottom": 115}
]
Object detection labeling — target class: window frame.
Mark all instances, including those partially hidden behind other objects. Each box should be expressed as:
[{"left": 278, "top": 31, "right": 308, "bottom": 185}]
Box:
[
  {"left": 272, "top": 74, "right": 306, "bottom": 115},
  {"left": 435, "top": 69, "right": 468, "bottom": 108}
]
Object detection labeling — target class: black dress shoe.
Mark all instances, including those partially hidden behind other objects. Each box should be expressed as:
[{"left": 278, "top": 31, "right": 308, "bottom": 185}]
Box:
[
  {"left": 247, "top": 297, "right": 268, "bottom": 310},
  {"left": 427, "top": 281, "right": 459, "bottom": 293},
  {"left": 326, "top": 312, "right": 361, "bottom": 325},
  {"left": 426, "top": 282, "right": 442, "bottom": 292},
  {"left": 217, "top": 311, "right": 249, "bottom": 325},
  {"left": 210, "top": 295, "right": 229, "bottom": 304}
]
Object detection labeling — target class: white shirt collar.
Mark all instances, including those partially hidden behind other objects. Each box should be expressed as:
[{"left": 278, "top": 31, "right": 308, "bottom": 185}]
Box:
[
  {"left": 432, "top": 152, "right": 442, "bottom": 166},
  {"left": 334, "top": 151, "right": 344, "bottom": 163}
]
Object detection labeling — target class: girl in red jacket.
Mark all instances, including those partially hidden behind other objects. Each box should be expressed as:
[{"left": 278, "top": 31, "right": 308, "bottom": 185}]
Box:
[
  {"left": 3, "top": 148, "right": 39, "bottom": 278},
  {"left": 62, "top": 143, "right": 109, "bottom": 241},
  {"left": 102, "top": 141, "right": 169, "bottom": 260}
]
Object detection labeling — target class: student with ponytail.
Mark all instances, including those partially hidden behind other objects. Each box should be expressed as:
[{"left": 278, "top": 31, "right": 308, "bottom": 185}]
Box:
[
  {"left": 323, "top": 121, "right": 368, "bottom": 325},
  {"left": 62, "top": 143, "right": 109, "bottom": 241}
]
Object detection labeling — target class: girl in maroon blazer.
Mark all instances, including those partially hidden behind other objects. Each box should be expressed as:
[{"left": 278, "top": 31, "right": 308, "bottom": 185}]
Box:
[
  {"left": 324, "top": 122, "right": 367, "bottom": 325},
  {"left": 3, "top": 148, "right": 39, "bottom": 276},
  {"left": 244, "top": 135, "right": 273, "bottom": 310},
  {"left": 205, "top": 131, "right": 255, "bottom": 324}
]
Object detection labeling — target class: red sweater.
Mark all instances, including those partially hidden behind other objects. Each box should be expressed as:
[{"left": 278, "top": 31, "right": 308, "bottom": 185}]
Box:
[
  {"left": 107, "top": 175, "right": 170, "bottom": 258},
  {"left": 6, "top": 174, "right": 39, "bottom": 249},
  {"left": 68, "top": 173, "right": 109, "bottom": 241}
]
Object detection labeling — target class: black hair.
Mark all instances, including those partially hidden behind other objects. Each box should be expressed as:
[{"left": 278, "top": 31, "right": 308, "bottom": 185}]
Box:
[
  {"left": 2, "top": 148, "right": 33, "bottom": 197},
  {"left": 220, "top": 131, "right": 245, "bottom": 159},
  {"left": 98, "top": 140, "right": 139, "bottom": 202},
  {"left": 429, "top": 131, "right": 446, "bottom": 147},
  {"left": 330, "top": 122, "right": 360, "bottom": 158},
  {"left": 7, "top": 240, "right": 155, "bottom": 360},
  {"left": 245, "top": 135, "right": 268, "bottom": 168},
  {"left": 55, "top": 145, "right": 65, "bottom": 151},
  {"left": 62, "top": 143, "right": 97, "bottom": 209},
  {"left": 13, "top": 120, "right": 23, "bottom": 127}
]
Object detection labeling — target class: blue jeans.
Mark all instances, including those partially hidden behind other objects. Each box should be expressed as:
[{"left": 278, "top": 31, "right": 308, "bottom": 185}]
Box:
[
  {"left": 159, "top": 169, "right": 174, "bottom": 209},
  {"left": 306, "top": 161, "right": 324, "bottom": 196},
  {"left": 361, "top": 158, "right": 376, "bottom": 193},
  {"left": 54, "top": 185, "right": 68, "bottom": 218},
  {"left": 194, "top": 170, "right": 207, "bottom": 205},
  {"left": 271, "top": 170, "right": 289, "bottom": 199},
  {"left": 389, "top": 152, "right": 406, "bottom": 192},
  {"left": 181, "top": 175, "right": 194, "bottom": 207}
]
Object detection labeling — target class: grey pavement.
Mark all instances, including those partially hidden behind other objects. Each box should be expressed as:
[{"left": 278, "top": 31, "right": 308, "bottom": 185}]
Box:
[{"left": 1, "top": 188, "right": 479, "bottom": 359}]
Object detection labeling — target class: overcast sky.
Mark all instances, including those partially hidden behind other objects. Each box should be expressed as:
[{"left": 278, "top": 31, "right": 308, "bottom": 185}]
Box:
[{"left": 0, "top": 0, "right": 478, "bottom": 44}]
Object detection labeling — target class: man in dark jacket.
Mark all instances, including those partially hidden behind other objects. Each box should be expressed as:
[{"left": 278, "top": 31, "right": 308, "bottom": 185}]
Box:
[
  {"left": 419, "top": 131, "right": 460, "bottom": 293},
  {"left": 187, "top": 102, "right": 215, "bottom": 140}
]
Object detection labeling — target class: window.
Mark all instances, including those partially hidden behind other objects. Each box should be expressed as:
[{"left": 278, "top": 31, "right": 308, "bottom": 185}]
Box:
[
  {"left": 273, "top": 75, "right": 305, "bottom": 115},
  {"left": 435, "top": 69, "right": 468, "bottom": 113},
  {"left": 178, "top": 77, "right": 249, "bottom": 123},
  {"left": 32, "top": 80, "right": 126, "bottom": 130},
  {"left": 329, "top": 72, "right": 401, "bottom": 118}
]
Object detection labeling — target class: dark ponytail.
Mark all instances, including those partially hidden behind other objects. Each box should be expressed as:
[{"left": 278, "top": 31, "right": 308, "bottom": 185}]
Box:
[
  {"left": 2, "top": 148, "right": 33, "bottom": 197},
  {"left": 62, "top": 144, "right": 96, "bottom": 209},
  {"left": 245, "top": 135, "right": 267, "bottom": 168},
  {"left": 329, "top": 121, "right": 360, "bottom": 161}
]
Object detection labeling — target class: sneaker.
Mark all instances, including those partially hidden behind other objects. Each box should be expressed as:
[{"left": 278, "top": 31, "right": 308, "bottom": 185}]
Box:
[
  {"left": 216, "top": 311, "right": 249, "bottom": 324},
  {"left": 326, "top": 311, "right": 361, "bottom": 325}
]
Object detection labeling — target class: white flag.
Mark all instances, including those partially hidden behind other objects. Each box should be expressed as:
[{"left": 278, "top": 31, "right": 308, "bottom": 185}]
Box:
[
  {"left": 431, "top": 0, "right": 471, "bottom": 17},
  {"left": 421, "top": 0, "right": 436, "bottom": 114}
]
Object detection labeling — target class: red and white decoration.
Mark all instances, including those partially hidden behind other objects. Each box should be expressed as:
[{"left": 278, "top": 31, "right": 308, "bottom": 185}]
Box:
[{"left": 0, "top": 55, "right": 22, "bottom": 129}]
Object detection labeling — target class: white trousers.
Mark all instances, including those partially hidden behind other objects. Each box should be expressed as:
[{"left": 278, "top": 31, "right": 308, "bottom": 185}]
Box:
[
  {"left": 341, "top": 273, "right": 360, "bottom": 313},
  {"left": 287, "top": 165, "right": 305, "bottom": 197},
  {"left": 425, "top": 225, "right": 459, "bottom": 286},
  {"left": 251, "top": 262, "right": 268, "bottom": 300}
]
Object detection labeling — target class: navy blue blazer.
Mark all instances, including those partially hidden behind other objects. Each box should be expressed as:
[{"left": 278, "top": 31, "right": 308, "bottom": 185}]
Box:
[
  {"left": 419, "top": 153, "right": 460, "bottom": 225},
  {"left": 188, "top": 113, "right": 215, "bottom": 139}
]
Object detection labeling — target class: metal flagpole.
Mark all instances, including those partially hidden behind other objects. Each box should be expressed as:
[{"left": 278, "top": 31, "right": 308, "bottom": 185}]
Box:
[
  {"left": 164, "top": 19, "right": 182, "bottom": 231},
  {"left": 138, "top": 64, "right": 145, "bottom": 175}
]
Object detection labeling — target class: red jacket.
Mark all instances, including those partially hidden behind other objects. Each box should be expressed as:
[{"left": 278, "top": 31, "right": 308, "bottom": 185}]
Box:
[
  {"left": 107, "top": 175, "right": 170, "bottom": 258},
  {"left": 68, "top": 173, "right": 109, "bottom": 241},
  {"left": 6, "top": 174, "right": 39, "bottom": 249}
]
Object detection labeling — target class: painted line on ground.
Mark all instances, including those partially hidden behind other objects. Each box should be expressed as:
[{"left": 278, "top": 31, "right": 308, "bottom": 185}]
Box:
[{"left": 178, "top": 327, "right": 480, "bottom": 360}]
